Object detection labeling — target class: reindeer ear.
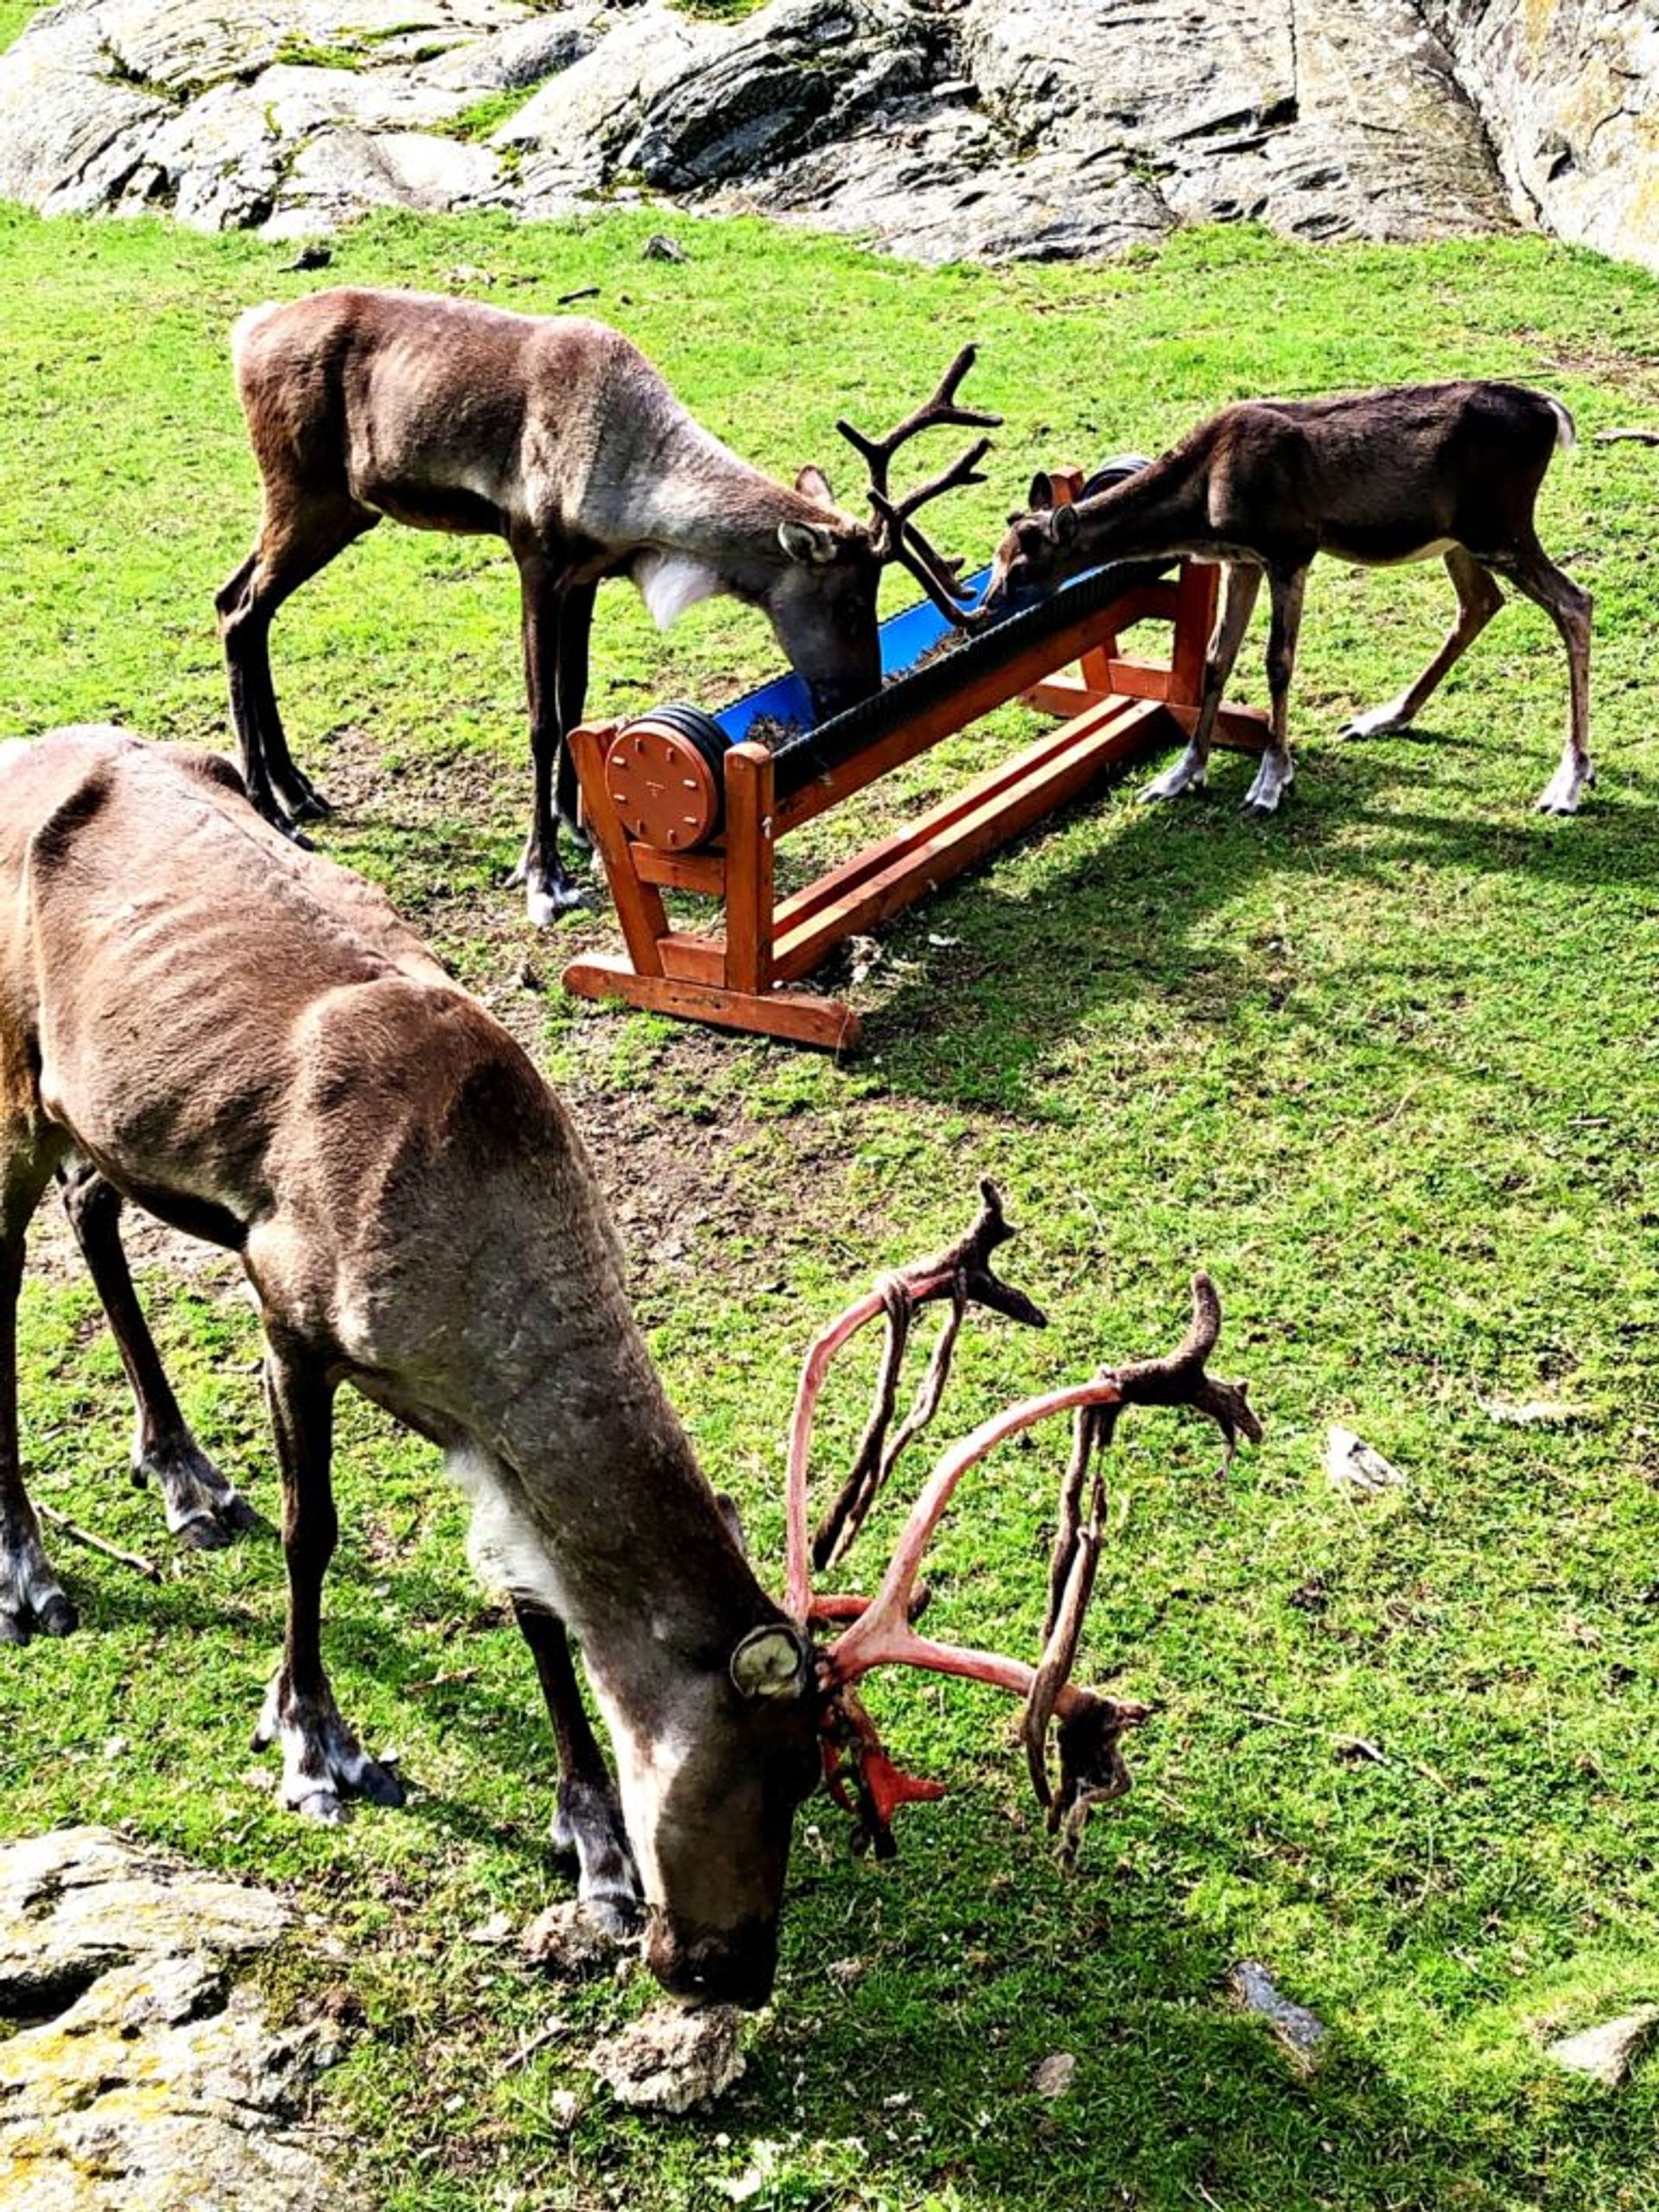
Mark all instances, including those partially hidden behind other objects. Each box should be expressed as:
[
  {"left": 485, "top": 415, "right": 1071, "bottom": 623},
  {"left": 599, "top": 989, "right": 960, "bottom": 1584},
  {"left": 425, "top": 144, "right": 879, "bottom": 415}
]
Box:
[
  {"left": 795, "top": 464, "right": 836, "bottom": 507},
  {"left": 1027, "top": 471, "right": 1055, "bottom": 512},
  {"left": 779, "top": 518, "right": 840, "bottom": 568},
  {"left": 730, "top": 1623, "right": 810, "bottom": 1702},
  {"left": 1048, "top": 501, "right": 1080, "bottom": 550}
]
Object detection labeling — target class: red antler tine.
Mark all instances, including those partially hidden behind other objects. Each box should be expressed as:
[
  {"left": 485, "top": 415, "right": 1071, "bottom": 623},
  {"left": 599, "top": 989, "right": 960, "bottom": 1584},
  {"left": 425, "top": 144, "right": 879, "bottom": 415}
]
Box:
[{"left": 785, "top": 1182, "right": 1045, "bottom": 1621}]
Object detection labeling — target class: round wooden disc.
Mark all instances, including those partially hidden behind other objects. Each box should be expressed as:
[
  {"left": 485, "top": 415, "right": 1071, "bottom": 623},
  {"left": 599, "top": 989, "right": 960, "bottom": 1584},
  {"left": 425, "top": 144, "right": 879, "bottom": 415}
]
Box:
[{"left": 603, "top": 719, "right": 721, "bottom": 851}]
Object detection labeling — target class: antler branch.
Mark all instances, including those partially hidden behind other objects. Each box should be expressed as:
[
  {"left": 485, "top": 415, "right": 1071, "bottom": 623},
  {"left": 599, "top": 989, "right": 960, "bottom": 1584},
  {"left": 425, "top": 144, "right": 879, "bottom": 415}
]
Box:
[
  {"left": 836, "top": 346, "right": 1002, "bottom": 632},
  {"left": 791, "top": 1250, "right": 1261, "bottom": 1861},
  {"left": 784, "top": 1180, "right": 1044, "bottom": 1620}
]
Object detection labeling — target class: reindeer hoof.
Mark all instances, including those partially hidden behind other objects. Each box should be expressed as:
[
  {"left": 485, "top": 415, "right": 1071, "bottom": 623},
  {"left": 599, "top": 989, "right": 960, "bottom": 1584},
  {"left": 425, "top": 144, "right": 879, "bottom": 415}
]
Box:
[
  {"left": 1535, "top": 773, "right": 1587, "bottom": 816},
  {"left": 1341, "top": 704, "right": 1409, "bottom": 741},
  {"left": 175, "top": 1512, "right": 232, "bottom": 1553},
  {"left": 579, "top": 1891, "right": 643, "bottom": 1943},
  {"left": 292, "top": 1788, "right": 346, "bottom": 1824},
  {"left": 524, "top": 880, "right": 594, "bottom": 927},
  {"left": 355, "top": 1758, "right": 407, "bottom": 1808}
]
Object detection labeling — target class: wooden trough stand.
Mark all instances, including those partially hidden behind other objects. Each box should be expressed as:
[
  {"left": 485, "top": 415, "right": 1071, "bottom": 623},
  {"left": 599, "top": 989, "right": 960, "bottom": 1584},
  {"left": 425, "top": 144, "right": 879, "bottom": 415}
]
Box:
[{"left": 563, "top": 472, "right": 1268, "bottom": 1052}]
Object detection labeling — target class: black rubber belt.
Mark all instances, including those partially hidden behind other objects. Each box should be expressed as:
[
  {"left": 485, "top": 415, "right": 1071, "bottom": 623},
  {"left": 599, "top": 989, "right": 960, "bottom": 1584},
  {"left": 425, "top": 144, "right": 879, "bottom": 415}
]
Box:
[{"left": 768, "top": 553, "right": 1172, "bottom": 804}]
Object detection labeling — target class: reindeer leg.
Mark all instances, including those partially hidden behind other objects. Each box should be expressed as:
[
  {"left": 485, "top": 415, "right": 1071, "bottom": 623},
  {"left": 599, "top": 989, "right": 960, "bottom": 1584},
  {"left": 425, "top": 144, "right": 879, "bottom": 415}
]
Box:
[
  {"left": 513, "top": 1600, "right": 642, "bottom": 1939},
  {"left": 555, "top": 581, "right": 598, "bottom": 855},
  {"left": 1344, "top": 548, "right": 1503, "bottom": 739},
  {"left": 0, "top": 1141, "right": 77, "bottom": 1644},
  {"left": 55, "top": 1163, "right": 256, "bottom": 1550},
  {"left": 1142, "top": 562, "right": 1261, "bottom": 803},
  {"left": 509, "top": 549, "right": 587, "bottom": 925},
  {"left": 1494, "top": 540, "right": 1593, "bottom": 814},
  {"left": 255, "top": 1332, "right": 404, "bottom": 1820},
  {"left": 1243, "top": 564, "right": 1306, "bottom": 816},
  {"left": 217, "top": 498, "right": 377, "bottom": 832}
]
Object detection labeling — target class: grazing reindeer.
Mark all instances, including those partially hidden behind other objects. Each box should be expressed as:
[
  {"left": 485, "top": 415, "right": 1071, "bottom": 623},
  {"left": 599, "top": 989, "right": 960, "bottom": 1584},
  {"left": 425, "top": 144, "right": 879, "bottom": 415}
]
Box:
[
  {"left": 219, "top": 289, "right": 996, "bottom": 921},
  {"left": 2, "top": 732, "right": 1258, "bottom": 1999},
  {"left": 986, "top": 382, "right": 1592, "bottom": 817},
  {"left": 1, "top": 727, "right": 821, "bottom": 2005}
]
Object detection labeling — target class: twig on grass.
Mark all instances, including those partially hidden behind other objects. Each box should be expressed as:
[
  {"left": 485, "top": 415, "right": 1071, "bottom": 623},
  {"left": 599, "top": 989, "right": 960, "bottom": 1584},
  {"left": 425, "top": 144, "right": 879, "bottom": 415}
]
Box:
[
  {"left": 504, "top": 2016, "right": 573, "bottom": 2071},
  {"left": 1225, "top": 1701, "right": 1447, "bottom": 1787},
  {"left": 38, "top": 1503, "right": 160, "bottom": 1582}
]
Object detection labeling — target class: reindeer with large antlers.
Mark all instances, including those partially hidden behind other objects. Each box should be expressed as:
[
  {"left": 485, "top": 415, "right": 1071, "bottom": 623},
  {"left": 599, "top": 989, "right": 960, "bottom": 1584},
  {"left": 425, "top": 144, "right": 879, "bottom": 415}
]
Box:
[
  {"left": 987, "top": 382, "right": 1592, "bottom": 817},
  {"left": 1, "top": 730, "right": 1256, "bottom": 2003},
  {"left": 219, "top": 289, "right": 997, "bottom": 920}
]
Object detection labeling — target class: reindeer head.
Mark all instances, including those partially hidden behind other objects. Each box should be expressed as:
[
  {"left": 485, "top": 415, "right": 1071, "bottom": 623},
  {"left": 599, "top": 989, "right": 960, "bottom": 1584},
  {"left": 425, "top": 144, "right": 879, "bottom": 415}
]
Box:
[
  {"left": 762, "top": 348, "right": 1002, "bottom": 722},
  {"left": 763, "top": 472, "right": 885, "bottom": 721},
  {"left": 601, "top": 1611, "right": 823, "bottom": 2008},
  {"left": 986, "top": 473, "right": 1086, "bottom": 607}
]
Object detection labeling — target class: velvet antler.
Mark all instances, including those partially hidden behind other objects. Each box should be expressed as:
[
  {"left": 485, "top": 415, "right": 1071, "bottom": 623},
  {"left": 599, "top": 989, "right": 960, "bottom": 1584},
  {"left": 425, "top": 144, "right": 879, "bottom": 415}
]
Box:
[
  {"left": 786, "top": 1205, "right": 1261, "bottom": 1860},
  {"left": 785, "top": 1179, "right": 1044, "bottom": 1621}
]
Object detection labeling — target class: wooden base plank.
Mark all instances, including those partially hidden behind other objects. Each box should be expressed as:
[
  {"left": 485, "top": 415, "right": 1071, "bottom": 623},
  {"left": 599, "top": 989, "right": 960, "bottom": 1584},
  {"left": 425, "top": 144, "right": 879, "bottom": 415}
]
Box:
[
  {"left": 772, "top": 694, "right": 1173, "bottom": 982},
  {"left": 1030, "top": 671, "right": 1271, "bottom": 751},
  {"left": 1163, "top": 701, "right": 1273, "bottom": 751},
  {"left": 562, "top": 955, "right": 861, "bottom": 1052}
]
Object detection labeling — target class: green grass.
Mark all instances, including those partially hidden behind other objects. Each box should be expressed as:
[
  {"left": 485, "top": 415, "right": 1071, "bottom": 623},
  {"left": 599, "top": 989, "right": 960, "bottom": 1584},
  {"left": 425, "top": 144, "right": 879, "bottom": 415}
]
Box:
[{"left": 2, "top": 202, "right": 1658, "bottom": 2212}]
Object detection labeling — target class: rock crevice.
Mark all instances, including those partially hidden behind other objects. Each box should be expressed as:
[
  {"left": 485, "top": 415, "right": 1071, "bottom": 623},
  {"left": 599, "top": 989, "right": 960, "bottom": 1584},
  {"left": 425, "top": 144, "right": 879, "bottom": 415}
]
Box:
[{"left": 0, "top": 1827, "right": 349, "bottom": 2212}]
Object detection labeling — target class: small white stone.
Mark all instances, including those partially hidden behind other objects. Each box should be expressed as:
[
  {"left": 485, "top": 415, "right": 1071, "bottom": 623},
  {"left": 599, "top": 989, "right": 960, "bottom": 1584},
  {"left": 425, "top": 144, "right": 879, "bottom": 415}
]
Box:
[
  {"left": 1032, "top": 2050, "right": 1076, "bottom": 2098},
  {"left": 1325, "top": 1425, "right": 1403, "bottom": 1494},
  {"left": 1547, "top": 2008, "right": 1658, "bottom": 2088}
]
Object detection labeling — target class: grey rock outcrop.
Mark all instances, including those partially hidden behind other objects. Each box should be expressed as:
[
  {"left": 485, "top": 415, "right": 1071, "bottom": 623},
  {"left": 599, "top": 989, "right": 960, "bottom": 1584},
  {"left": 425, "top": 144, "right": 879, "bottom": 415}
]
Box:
[
  {"left": 1421, "top": 1, "right": 1659, "bottom": 269},
  {"left": 0, "top": 0, "right": 1653, "bottom": 267},
  {"left": 0, "top": 1827, "right": 350, "bottom": 2211}
]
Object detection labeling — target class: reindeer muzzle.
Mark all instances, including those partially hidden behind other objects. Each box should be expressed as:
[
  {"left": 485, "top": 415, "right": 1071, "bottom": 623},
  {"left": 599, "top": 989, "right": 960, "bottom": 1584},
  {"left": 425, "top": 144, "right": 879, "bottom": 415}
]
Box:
[{"left": 646, "top": 1908, "right": 781, "bottom": 2011}]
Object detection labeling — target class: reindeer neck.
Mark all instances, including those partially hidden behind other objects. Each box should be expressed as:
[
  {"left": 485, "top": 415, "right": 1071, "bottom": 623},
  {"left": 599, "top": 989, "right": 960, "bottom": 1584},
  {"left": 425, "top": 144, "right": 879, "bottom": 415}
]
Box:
[
  {"left": 429, "top": 1168, "right": 775, "bottom": 1665},
  {"left": 1069, "top": 446, "right": 1214, "bottom": 563},
  {"left": 585, "top": 379, "right": 819, "bottom": 582}
]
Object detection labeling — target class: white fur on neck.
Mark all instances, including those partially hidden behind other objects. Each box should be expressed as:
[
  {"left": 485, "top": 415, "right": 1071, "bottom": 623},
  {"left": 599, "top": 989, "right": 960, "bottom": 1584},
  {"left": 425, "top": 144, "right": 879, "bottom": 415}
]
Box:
[
  {"left": 446, "top": 1444, "right": 571, "bottom": 1620},
  {"left": 633, "top": 549, "right": 725, "bottom": 631}
]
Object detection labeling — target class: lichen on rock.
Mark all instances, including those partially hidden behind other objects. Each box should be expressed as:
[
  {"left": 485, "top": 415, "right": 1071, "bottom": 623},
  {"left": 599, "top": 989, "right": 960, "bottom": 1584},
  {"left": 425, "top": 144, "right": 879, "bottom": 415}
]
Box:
[{"left": 0, "top": 1827, "right": 351, "bottom": 2212}]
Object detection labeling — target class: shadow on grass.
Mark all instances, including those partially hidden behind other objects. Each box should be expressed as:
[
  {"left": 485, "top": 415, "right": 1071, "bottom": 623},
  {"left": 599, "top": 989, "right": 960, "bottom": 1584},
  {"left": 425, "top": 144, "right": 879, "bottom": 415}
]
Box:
[
  {"left": 856, "top": 736, "right": 1659, "bottom": 1114},
  {"left": 709, "top": 1791, "right": 1637, "bottom": 2212}
]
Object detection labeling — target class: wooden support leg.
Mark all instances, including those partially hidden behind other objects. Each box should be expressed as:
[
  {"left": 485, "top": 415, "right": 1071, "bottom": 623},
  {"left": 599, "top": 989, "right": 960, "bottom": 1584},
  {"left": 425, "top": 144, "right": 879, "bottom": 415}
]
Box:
[
  {"left": 1168, "top": 559, "right": 1219, "bottom": 710},
  {"left": 566, "top": 722, "right": 668, "bottom": 976},
  {"left": 722, "top": 742, "right": 775, "bottom": 997}
]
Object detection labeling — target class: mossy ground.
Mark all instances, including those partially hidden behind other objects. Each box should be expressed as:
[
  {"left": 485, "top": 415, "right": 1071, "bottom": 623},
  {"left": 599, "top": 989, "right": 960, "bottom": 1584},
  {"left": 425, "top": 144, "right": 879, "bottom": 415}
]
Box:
[{"left": 0, "top": 199, "right": 1656, "bottom": 2211}]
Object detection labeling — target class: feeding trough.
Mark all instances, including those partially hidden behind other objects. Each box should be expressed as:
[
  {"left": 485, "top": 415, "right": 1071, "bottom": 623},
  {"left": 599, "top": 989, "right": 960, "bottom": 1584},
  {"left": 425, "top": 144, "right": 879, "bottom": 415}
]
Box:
[{"left": 563, "top": 462, "right": 1270, "bottom": 1051}]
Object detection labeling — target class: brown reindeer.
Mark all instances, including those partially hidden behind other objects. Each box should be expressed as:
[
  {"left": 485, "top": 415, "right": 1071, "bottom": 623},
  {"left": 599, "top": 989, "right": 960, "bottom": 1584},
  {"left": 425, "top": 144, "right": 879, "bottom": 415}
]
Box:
[
  {"left": 1, "top": 731, "right": 1256, "bottom": 2002},
  {"left": 219, "top": 290, "right": 996, "bottom": 921},
  {"left": 1, "top": 726, "right": 817, "bottom": 2004},
  {"left": 987, "top": 382, "right": 1592, "bottom": 817}
]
